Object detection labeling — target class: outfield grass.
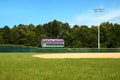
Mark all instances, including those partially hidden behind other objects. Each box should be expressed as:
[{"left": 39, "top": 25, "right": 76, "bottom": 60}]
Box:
[{"left": 0, "top": 53, "right": 120, "bottom": 80}]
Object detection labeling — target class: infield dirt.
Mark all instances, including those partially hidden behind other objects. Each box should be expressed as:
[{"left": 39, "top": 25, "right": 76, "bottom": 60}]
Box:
[{"left": 32, "top": 53, "right": 120, "bottom": 59}]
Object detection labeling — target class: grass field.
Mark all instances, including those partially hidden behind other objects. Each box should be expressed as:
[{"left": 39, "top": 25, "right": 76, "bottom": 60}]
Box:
[{"left": 0, "top": 53, "right": 120, "bottom": 80}]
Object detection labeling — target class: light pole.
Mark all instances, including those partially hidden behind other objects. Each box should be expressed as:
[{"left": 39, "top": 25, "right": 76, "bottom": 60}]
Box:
[{"left": 93, "top": 8, "right": 104, "bottom": 49}]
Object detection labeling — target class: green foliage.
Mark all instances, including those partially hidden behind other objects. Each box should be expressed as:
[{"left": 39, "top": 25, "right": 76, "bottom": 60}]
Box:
[
  {"left": 0, "top": 53, "right": 120, "bottom": 80},
  {"left": 2, "top": 26, "right": 11, "bottom": 44},
  {"left": 0, "top": 20, "right": 120, "bottom": 48},
  {"left": 100, "top": 22, "right": 120, "bottom": 48}
]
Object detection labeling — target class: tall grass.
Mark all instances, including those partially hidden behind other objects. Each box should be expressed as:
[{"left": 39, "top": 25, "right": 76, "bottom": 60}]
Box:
[{"left": 0, "top": 53, "right": 120, "bottom": 80}]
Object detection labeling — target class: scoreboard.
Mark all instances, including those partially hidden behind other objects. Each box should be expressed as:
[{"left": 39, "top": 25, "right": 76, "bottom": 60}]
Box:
[{"left": 41, "top": 39, "right": 64, "bottom": 48}]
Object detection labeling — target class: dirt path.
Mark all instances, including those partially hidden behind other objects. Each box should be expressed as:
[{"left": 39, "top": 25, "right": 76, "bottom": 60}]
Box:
[{"left": 32, "top": 53, "right": 120, "bottom": 59}]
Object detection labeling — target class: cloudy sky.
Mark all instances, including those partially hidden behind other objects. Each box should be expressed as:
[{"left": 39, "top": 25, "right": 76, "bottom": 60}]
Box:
[{"left": 0, "top": 0, "right": 120, "bottom": 27}]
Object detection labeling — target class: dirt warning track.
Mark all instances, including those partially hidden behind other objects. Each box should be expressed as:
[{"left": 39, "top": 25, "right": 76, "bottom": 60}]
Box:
[{"left": 32, "top": 53, "right": 120, "bottom": 59}]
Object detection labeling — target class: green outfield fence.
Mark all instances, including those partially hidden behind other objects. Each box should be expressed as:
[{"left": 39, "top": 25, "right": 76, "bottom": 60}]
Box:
[{"left": 0, "top": 45, "right": 120, "bottom": 53}]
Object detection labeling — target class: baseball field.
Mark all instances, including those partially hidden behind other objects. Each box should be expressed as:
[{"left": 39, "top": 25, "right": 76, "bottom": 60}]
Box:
[{"left": 0, "top": 53, "right": 120, "bottom": 80}]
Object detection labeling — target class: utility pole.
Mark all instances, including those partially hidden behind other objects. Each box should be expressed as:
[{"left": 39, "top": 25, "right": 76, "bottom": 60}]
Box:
[{"left": 93, "top": 8, "right": 104, "bottom": 49}]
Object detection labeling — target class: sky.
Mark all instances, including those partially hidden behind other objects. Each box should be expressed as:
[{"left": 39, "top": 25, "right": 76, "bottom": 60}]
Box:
[{"left": 0, "top": 0, "right": 120, "bottom": 27}]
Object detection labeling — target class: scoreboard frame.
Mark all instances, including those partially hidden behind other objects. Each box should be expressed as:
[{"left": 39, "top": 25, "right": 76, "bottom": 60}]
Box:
[{"left": 41, "top": 39, "right": 64, "bottom": 48}]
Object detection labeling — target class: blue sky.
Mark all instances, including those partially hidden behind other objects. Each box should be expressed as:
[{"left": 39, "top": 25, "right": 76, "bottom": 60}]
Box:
[{"left": 0, "top": 0, "right": 120, "bottom": 27}]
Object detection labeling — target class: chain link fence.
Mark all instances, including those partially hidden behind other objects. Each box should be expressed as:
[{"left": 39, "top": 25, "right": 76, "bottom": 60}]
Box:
[{"left": 0, "top": 45, "right": 120, "bottom": 53}]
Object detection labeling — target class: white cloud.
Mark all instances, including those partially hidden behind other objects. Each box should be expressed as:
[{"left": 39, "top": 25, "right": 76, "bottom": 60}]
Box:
[{"left": 71, "top": 8, "right": 120, "bottom": 27}]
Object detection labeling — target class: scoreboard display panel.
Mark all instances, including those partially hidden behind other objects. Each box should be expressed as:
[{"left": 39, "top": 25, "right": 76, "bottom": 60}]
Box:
[{"left": 41, "top": 39, "right": 64, "bottom": 48}]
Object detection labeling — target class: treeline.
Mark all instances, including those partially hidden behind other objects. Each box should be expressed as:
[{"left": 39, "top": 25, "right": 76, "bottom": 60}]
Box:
[{"left": 0, "top": 20, "right": 120, "bottom": 48}]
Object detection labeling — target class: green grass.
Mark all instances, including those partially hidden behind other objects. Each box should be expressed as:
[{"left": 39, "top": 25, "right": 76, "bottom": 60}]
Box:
[{"left": 0, "top": 53, "right": 120, "bottom": 80}]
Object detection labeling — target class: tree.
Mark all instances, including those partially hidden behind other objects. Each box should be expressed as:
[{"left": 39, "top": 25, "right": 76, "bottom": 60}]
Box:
[
  {"left": 89, "top": 26, "right": 98, "bottom": 48},
  {"left": 43, "top": 20, "right": 62, "bottom": 38},
  {"left": 0, "top": 20, "right": 120, "bottom": 48},
  {"left": 25, "top": 24, "right": 37, "bottom": 46},
  {"left": 100, "top": 22, "right": 120, "bottom": 48},
  {"left": 60, "top": 23, "right": 72, "bottom": 47},
  {"left": 0, "top": 28, "right": 4, "bottom": 44},
  {"left": 17, "top": 24, "right": 28, "bottom": 45},
  {"left": 71, "top": 25, "right": 82, "bottom": 48},
  {"left": 11, "top": 25, "right": 20, "bottom": 44},
  {"left": 2, "top": 26, "right": 11, "bottom": 44},
  {"left": 79, "top": 25, "right": 90, "bottom": 48},
  {"left": 109, "top": 23, "right": 120, "bottom": 48}
]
